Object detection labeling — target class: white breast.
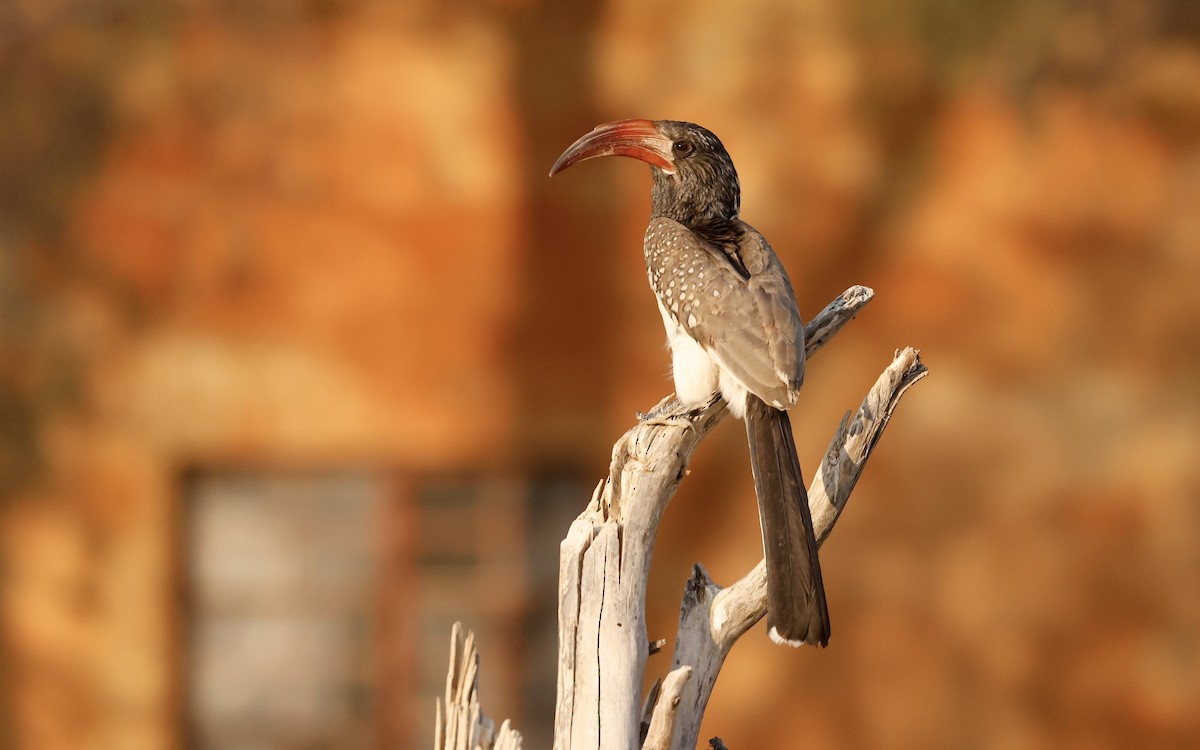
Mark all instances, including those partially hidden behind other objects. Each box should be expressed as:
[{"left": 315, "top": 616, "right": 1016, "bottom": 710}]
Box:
[{"left": 655, "top": 300, "right": 749, "bottom": 418}]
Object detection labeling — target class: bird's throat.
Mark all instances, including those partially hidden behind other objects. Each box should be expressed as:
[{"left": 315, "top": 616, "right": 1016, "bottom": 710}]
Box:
[{"left": 650, "top": 169, "right": 739, "bottom": 228}]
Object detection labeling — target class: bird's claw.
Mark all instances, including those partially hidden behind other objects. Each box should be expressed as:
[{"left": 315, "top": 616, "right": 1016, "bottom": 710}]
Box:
[
  {"left": 637, "top": 397, "right": 703, "bottom": 427},
  {"left": 640, "top": 414, "right": 696, "bottom": 427}
]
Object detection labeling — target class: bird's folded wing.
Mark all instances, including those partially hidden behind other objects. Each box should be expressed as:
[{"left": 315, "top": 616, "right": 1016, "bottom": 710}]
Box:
[{"left": 646, "top": 218, "right": 805, "bottom": 407}]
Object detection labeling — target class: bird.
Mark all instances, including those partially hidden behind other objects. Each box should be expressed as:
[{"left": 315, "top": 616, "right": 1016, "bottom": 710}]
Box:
[{"left": 549, "top": 119, "right": 830, "bottom": 647}]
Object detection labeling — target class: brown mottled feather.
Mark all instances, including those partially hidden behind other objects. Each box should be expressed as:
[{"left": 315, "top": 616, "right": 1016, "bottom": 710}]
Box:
[{"left": 644, "top": 217, "right": 804, "bottom": 409}]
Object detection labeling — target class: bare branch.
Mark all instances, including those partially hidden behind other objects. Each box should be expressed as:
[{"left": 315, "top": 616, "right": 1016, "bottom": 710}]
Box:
[
  {"left": 432, "top": 284, "right": 924, "bottom": 749},
  {"left": 669, "top": 346, "right": 928, "bottom": 748},
  {"left": 642, "top": 667, "right": 693, "bottom": 750},
  {"left": 435, "top": 622, "right": 524, "bottom": 750},
  {"left": 553, "top": 285, "right": 890, "bottom": 750}
]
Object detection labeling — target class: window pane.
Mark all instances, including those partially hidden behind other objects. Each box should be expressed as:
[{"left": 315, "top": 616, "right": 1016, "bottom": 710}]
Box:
[{"left": 185, "top": 472, "right": 386, "bottom": 750}]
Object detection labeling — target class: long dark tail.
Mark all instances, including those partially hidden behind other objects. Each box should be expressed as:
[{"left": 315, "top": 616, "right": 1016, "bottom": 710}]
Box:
[{"left": 745, "top": 395, "right": 830, "bottom": 647}]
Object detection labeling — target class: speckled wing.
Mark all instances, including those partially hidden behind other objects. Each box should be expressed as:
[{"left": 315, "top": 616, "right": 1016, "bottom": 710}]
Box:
[{"left": 644, "top": 217, "right": 805, "bottom": 409}]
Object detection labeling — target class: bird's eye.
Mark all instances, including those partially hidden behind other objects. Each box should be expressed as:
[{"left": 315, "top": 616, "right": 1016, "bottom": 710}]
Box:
[{"left": 672, "top": 140, "right": 694, "bottom": 157}]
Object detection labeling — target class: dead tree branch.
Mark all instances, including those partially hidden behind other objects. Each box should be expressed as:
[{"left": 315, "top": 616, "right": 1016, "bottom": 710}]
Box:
[
  {"left": 435, "top": 622, "right": 523, "bottom": 750},
  {"left": 668, "top": 345, "right": 927, "bottom": 748},
  {"left": 552, "top": 284, "right": 927, "bottom": 749},
  {"left": 433, "top": 284, "right": 926, "bottom": 750}
]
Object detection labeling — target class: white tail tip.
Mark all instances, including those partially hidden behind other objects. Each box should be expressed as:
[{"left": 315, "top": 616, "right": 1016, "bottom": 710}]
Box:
[{"left": 768, "top": 626, "right": 807, "bottom": 648}]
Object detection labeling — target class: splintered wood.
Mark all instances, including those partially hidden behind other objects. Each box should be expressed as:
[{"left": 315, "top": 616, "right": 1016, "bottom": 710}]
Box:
[{"left": 434, "top": 622, "right": 523, "bottom": 750}]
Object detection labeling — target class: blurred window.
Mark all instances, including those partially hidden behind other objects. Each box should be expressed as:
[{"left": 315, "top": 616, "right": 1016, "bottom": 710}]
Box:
[{"left": 183, "top": 469, "right": 587, "bottom": 749}]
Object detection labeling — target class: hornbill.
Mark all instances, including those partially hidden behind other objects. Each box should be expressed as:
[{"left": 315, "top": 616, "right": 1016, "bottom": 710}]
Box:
[{"left": 549, "top": 119, "right": 830, "bottom": 647}]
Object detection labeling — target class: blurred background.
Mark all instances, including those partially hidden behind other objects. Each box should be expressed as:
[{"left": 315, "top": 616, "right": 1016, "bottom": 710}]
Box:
[{"left": 1, "top": 0, "right": 1198, "bottom": 748}]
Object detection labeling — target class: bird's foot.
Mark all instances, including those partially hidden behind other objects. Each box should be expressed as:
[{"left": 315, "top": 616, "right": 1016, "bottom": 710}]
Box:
[
  {"left": 637, "top": 394, "right": 719, "bottom": 427},
  {"left": 639, "top": 414, "right": 696, "bottom": 428},
  {"left": 636, "top": 397, "right": 687, "bottom": 426}
]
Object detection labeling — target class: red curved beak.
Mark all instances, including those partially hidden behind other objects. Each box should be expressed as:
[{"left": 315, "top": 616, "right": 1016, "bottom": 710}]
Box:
[{"left": 549, "top": 119, "right": 675, "bottom": 177}]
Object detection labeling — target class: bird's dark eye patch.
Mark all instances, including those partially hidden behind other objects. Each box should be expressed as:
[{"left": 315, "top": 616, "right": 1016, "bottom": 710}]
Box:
[{"left": 672, "top": 140, "right": 694, "bottom": 157}]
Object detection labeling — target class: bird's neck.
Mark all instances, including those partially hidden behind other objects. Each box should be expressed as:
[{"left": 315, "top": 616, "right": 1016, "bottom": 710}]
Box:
[
  {"left": 649, "top": 168, "right": 741, "bottom": 237},
  {"left": 650, "top": 177, "right": 743, "bottom": 250}
]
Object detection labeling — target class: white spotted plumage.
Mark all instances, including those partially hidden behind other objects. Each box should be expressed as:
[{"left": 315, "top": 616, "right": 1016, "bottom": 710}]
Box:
[{"left": 643, "top": 215, "right": 804, "bottom": 418}]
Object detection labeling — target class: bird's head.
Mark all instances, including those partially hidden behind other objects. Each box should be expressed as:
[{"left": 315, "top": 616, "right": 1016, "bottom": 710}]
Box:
[{"left": 550, "top": 119, "right": 741, "bottom": 228}]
